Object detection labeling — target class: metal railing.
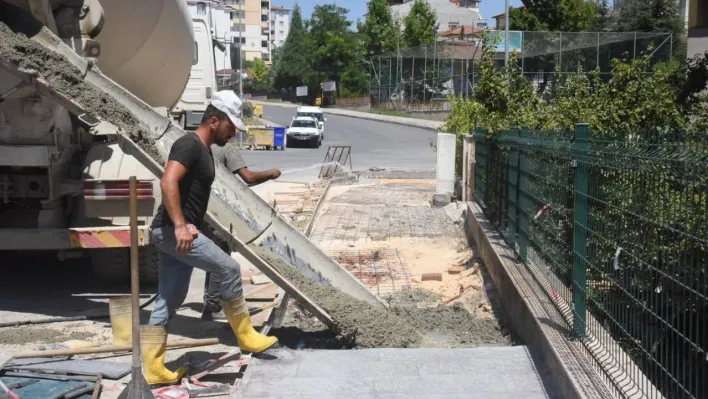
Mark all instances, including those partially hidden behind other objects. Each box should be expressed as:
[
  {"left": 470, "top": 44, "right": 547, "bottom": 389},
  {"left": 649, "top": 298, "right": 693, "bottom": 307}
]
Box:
[{"left": 472, "top": 125, "right": 707, "bottom": 399}]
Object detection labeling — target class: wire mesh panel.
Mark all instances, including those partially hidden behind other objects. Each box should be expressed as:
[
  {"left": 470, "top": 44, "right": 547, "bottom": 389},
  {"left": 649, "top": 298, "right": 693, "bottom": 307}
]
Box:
[
  {"left": 473, "top": 125, "right": 707, "bottom": 399},
  {"left": 369, "top": 32, "right": 672, "bottom": 110}
]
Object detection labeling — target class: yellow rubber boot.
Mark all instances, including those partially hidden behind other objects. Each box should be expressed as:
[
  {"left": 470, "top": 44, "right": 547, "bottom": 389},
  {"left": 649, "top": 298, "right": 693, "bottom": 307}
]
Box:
[
  {"left": 222, "top": 296, "right": 278, "bottom": 353},
  {"left": 140, "top": 325, "right": 187, "bottom": 386},
  {"left": 108, "top": 297, "right": 132, "bottom": 346}
]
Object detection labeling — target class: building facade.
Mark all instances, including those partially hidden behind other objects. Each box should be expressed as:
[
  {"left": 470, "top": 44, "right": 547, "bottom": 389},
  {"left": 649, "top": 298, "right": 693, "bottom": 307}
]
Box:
[
  {"left": 270, "top": 5, "right": 291, "bottom": 48},
  {"left": 388, "top": 0, "right": 488, "bottom": 31},
  {"left": 188, "top": 0, "right": 274, "bottom": 68}
]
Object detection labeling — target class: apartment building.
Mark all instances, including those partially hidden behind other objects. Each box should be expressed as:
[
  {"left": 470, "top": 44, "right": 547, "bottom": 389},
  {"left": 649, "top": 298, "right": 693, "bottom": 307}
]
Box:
[
  {"left": 387, "top": 0, "right": 488, "bottom": 31},
  {"left": 188, "top": 0, "right": 273, "bottom": 67},
  {"left": 270, "top": 5, "right": 291, "bottom": 48}
]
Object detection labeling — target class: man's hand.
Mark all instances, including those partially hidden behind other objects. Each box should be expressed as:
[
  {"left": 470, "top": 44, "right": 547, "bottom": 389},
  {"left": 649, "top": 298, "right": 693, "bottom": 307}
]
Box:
[
  {"left": 270, "top": 168, "right": 281, "bottom": 180},
  {"left": 174, "top": 224, "right": 194, "bottom": 254}
]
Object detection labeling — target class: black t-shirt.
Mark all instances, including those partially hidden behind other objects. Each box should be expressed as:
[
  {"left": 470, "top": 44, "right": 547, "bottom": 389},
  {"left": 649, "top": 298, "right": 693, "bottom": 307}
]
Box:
[{"left": 152, "top": 134, "right": 215, "bottom": 230}]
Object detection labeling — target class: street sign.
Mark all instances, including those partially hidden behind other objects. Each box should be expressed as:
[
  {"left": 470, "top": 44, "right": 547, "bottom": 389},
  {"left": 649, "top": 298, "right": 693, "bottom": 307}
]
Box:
[
  {"left": 296, "top": 86, "right": 308, "bottom": 96},
  {"left": 323, "top": 81, "right": 336, "bottom": 92}
]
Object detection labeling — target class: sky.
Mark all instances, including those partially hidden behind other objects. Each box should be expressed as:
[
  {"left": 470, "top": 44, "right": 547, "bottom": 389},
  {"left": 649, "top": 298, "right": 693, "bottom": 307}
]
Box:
[{"left": 271, "top": 0, "right": 523, "bottom": 25}]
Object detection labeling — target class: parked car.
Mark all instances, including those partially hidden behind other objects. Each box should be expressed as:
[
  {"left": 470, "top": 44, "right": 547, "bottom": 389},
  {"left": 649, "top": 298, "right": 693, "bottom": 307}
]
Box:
[{"left": 287, "top": 117, "right": 322, "bottom": 148}]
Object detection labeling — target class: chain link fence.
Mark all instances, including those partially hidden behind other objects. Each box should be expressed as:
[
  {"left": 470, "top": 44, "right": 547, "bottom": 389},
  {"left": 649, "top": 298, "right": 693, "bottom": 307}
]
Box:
[{"left": 368, "top": 31, "right": 673, "bottom": 111}]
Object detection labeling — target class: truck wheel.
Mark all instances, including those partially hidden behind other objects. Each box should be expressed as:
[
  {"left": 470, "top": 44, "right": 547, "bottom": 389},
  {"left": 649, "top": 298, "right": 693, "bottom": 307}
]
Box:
[{"left": 90, "top": 245, "right": 160, "bottom": 285}]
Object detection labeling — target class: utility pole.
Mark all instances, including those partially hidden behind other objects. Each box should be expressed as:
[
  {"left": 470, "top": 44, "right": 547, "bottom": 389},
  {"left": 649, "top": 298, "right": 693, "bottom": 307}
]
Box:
[
  {"left": 238, "top": 0, "right": 243, "bottom": 97},
  {"left": 504, "top": 0, "right": 509, "bottom": 66}
]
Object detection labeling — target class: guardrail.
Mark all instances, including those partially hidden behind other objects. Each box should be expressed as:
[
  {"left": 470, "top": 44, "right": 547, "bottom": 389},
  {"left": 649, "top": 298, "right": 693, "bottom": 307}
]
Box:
[{"left": 467, "top": 125, "right": 706, "bottom": 399}]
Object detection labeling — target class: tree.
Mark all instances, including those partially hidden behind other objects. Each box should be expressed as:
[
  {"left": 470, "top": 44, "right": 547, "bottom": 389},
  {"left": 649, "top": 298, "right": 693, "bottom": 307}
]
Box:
[
  {"left": 358, "top": 0, "right": 401, "bottom": 58},
  {"left": 249, "top": 58, "right": 269, "bottom": 83},
  {"left": 307, "top": 4, "right": 365, "bottom": 97},
  {"left": 274, "top": 4, "right": 310, "bottom": 91},
  {"left": 509, "top": 0, "right": 607, "bottom": 32},
  {"left": 609, "top": 0, "right": 686, "bottom": 57},
  {"left": 402, "top": 0, "right": 438, "bottom": 48}
]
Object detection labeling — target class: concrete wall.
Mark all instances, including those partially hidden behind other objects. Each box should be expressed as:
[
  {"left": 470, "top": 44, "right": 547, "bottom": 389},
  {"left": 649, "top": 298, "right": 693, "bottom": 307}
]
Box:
[{"left": 688, "top": 0, "right": 708, "bottom": 58}]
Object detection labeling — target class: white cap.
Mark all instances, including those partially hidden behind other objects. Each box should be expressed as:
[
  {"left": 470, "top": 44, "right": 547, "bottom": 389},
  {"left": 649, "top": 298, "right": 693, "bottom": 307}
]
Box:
[{"left": 210, "top": 90, "right": 247, "bottom": 131}]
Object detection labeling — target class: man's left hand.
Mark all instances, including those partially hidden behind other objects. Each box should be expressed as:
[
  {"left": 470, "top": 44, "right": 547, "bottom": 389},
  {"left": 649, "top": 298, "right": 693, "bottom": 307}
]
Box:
[{"left": 270, "top": 168, "right": 281, "bottom": 180}]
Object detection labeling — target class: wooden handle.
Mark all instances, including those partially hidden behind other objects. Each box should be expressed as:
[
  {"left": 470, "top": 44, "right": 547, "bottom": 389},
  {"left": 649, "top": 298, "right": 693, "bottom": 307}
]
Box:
[
  {"left": 14, "top": 338, "right": 219, "bottom": 359},
  {"left": 128, "top": 176, "right": 141, "bottom": 369}
]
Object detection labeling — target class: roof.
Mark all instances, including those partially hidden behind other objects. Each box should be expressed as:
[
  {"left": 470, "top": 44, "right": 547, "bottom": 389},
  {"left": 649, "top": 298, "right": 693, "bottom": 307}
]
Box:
[
  {"left": 438, "top": 25, "right": 484, "bottom": 37},
  {"left": 271, "top": 5, "right": 290, "bottom": 12}
]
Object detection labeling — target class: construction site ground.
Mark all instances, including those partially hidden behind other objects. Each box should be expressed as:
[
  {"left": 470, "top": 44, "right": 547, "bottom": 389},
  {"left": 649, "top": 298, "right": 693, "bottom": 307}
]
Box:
[{"left": 0, "top": 174, "right": 557, "bottom": 398}]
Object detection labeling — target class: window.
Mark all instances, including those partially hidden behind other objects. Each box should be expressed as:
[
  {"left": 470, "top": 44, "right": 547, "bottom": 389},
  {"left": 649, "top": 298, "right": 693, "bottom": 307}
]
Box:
[
  {"left": 192, "top": 41, "right": 198, "bottom": 65},
  {"left": 448, "top": 22, "right": 459, "bottom": 29},
  {"left": 261, "top": 40, "right": 268, "bottom": 48},
  {"left": 279, "top": 21, "right": 284, "bottom": 26},
  {"left": 261, "top": 15, "right": 268, "bottom": 22},
  {"left": 291, "top": 120, "right": 317, "bottom": 128},
  {"left": 196, "top": 2, "right": 206, "bottom": 15},
  {"left": 279, "top": 30, "right": 283, "bottom": 35},
  {"left": 279, "top": 40, "right": 284, "bottom": 45}
]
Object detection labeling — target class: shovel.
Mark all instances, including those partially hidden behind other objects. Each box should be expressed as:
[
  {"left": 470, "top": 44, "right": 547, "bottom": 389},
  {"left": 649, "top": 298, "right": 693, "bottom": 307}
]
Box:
[{"left": 118, "top": 176, "right": 154, "bottom": 399}]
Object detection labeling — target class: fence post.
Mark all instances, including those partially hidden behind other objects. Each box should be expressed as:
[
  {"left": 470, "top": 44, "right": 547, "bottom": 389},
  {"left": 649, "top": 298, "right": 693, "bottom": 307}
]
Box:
[
  {"left": 572, "top": 123, "right": 590, "bottom": 340},
  {"left": 507, "top": 128, "right": 520, "bottom": 247},
  {"left": 462, "top": 134, "right": 476, "bottom": 203},
  {"left": 518, "top": 127, "right": 529, "bottom": 262},
  {"left": 473, "top": 127, "right": 486, "bottom": 204}
]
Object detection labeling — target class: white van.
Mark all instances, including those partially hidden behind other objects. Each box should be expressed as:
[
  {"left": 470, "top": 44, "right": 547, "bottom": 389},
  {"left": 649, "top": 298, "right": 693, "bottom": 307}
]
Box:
[
  {"left": 296, "top": 106, "right": 326, "bottom": 139},
  {"left": 170, "top": 17, "right": 222, "bottom": 129}
]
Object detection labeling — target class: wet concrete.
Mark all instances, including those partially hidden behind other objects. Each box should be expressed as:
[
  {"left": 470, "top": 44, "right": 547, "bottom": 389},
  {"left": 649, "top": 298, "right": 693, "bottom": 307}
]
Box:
[{"left": 0, "top": 7, "right": 163, "bottom": 162}]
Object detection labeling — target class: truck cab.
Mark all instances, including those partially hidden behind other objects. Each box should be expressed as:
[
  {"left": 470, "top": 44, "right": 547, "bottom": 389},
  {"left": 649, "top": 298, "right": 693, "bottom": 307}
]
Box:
[
  {"left": 296, "top": 106, "right": 326, "bottom": 139},
  {"left": 170, "top": 17, "right": 219, "bottom": 130}
]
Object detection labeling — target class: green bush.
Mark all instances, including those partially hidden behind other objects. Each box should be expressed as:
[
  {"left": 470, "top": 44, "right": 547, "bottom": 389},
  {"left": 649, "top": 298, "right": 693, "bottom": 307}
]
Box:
[{"left": 242, "top": 100, "right": 254, "bottom": 118}]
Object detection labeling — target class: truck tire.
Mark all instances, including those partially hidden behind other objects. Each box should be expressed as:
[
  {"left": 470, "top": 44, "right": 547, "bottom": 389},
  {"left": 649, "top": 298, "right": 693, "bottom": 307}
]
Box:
[{"left": 90, "top": 245, "right": 161, "bottom": 285}]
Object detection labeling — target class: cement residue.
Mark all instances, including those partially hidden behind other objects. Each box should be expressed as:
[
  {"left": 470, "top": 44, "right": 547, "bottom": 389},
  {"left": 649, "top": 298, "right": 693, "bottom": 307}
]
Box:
[
  {"left": 251, "top": 246, "right": 423, "bottom": 349},
  {"left": 0, "top": 9, "right": 163, "bottom": 162},
  {"left": 0, "top": 327, "right": 93, "bottom": 345}
]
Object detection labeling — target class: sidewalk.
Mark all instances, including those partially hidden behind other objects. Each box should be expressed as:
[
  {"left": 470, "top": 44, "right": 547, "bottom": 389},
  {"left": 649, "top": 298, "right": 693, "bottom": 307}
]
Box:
[{"left": 251, "top": 100, "right": 445, "bottom": 131}]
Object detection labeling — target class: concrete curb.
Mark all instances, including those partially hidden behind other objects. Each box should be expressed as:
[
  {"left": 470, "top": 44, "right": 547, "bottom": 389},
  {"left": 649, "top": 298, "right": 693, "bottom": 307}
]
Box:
[
  {"left": 464, "top": 201, "right": 614, "bottom": 399},
  {"left": 251, "top": 100, "right": 445, "bottom": 132}
]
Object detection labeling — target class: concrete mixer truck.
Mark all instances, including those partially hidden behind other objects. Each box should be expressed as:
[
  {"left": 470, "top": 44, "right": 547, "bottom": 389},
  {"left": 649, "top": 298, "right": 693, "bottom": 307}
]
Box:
[{"left": 0, "top": 0, "right": 383, "bottom": 311}]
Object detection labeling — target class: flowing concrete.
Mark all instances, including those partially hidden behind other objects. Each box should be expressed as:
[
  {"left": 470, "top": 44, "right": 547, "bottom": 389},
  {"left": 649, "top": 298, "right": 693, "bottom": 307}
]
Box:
[{"left": 240, "top": 347, "right": 557, "bottom": 399}]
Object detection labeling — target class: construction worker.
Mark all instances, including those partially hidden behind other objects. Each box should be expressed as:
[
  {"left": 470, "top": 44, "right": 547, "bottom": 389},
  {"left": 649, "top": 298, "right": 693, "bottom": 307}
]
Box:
[
  {"left": 201, "top": 140, "right": 281, "bottom": 321},
  {"left": 143, "top": 90, "right": 278, "bottom": 385}
]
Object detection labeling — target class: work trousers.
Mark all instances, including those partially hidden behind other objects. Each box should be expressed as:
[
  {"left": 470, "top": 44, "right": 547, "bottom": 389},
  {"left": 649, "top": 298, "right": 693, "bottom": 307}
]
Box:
[
  {"left": 148, "top": 226, "right": 243, "bottom": 326},
  {"left": 203, "top": 232, "right": 229, "bottom": 313}
]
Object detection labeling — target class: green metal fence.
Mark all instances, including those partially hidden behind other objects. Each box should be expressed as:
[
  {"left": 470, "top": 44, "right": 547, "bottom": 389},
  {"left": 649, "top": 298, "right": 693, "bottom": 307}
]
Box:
[{"left": 473, "top": 125, "right": 707, "bottom": 399}]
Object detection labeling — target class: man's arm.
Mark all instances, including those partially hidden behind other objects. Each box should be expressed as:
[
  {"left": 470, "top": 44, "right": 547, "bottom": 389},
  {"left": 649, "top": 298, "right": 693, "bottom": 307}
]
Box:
[
  {"left": 223, "top": 145, "right": 280, "bottom": 186},
  {"left": 237, "top": 167, "right": 280, "bottom": 186}
]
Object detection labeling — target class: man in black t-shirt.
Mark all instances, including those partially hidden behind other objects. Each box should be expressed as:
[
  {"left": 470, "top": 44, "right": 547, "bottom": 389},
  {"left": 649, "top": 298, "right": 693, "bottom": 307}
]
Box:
[
  {"left": 201, "top": 144, "right": 281, "bottom": 321},
  {"left": 143, "top": 91, "right": 278, "bottom": 386}
]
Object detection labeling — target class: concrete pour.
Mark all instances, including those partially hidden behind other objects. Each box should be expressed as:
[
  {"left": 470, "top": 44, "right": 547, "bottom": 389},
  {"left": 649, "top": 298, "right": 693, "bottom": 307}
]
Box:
[
  {"left": 0, "top": 10, "right": 163, "bottom": 162},
  {"left": 240, "top": 347, "right": 557, "bottom": 398}
]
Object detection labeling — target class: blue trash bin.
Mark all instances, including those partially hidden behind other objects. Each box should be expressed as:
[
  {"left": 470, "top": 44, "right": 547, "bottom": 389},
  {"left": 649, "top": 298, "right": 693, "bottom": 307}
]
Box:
[{"left": 273, "top": 127, "right": 286, "bottom": 150}]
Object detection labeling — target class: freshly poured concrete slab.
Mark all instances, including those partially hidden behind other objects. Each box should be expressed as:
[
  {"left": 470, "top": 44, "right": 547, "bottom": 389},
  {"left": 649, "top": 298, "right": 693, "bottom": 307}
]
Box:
[{"left": 240, "top": 346, "right": 557, "bottom": 398}]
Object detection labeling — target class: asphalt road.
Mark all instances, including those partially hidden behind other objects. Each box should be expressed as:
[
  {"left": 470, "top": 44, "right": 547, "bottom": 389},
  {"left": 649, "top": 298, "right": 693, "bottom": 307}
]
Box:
[{"left": 239, "top": 105, "right": 437, "bottom": 181}]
